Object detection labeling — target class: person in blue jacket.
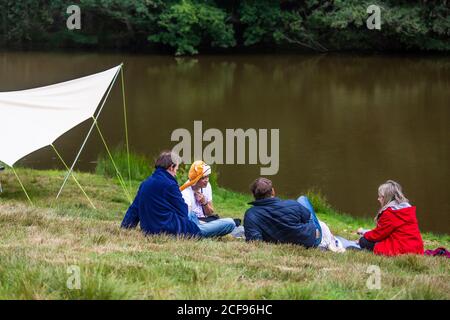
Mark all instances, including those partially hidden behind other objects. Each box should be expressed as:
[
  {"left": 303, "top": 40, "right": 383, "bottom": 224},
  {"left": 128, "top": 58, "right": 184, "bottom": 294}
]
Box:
[
  {"left": 121, "top": 150, "right": 234, "bottom": 238},
  {"left": 244, "top": 177, "right": 322, "bottom": 248}
]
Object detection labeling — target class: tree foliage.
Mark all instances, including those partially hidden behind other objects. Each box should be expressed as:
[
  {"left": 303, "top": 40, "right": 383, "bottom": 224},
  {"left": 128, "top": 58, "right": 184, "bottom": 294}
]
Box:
[
  {"left": 148, "top": 0, "right": 235, "bottom": 55},
  {"left": 1, "top": 0, "right": 449, "bottom": 54}
]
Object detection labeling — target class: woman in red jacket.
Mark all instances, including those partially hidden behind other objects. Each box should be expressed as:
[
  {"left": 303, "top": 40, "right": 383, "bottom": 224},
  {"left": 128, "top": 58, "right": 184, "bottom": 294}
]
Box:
[{"left": 358, "top": 180, "right": 424, "bottom": 256}]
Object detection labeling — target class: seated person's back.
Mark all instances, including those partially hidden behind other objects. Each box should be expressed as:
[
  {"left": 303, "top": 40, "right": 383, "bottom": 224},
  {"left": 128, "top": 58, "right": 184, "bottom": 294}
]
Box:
[{"left": 244, "top": 178, "right": 317, "bottom": 247}]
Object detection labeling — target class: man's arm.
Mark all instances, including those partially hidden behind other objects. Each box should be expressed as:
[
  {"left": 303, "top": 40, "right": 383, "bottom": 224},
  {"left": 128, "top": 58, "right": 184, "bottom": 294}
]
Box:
[
  {"left": 297, "top": 204, "right": 311, "bottom": 224},
  {"left": 166, "top": 184, "right": 190, "bottom": 218},
  {"left": 244, "top": 212, "right": 263, "bottom": 241},
  {"left": 121, "top": 201, "right": 139, "bottom": 229}
]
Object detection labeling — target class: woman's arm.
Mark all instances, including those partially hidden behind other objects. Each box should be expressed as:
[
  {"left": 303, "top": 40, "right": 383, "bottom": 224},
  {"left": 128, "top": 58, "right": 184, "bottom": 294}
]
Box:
[
  {"left": 202, "top": 201, "right": 215, "bottom": 216},
  {"left": 364, "top": 211, "right": 398, "bottom": 242},
  {"left": 195, "top": 191, "right": 215, "bottom": 216}
]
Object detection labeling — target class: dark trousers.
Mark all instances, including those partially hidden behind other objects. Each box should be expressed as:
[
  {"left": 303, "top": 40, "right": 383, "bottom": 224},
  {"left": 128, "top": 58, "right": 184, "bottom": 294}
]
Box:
[
  {"left": 199, "top": 215, "right": 241, "bottom": 227},
  {"left": 359, "top": 237, "right": 376, "bottom": 251},
  {"left": 199, "top": 215, "right": 220, "bottom": 223}
]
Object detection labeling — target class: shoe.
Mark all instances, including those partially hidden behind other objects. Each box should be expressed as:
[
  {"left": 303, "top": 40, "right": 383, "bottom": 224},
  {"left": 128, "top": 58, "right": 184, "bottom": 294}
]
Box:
[
  {"left": 230, "top": 225, "right": 245, "bottom": 239},
  {"left": 233, "top": 218, "right": 242, "bottom": 227}
]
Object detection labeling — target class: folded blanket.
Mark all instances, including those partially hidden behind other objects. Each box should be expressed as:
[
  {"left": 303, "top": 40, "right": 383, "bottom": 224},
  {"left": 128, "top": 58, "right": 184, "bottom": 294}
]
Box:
[
  {"left": 425, "top": 247, "right": 450, "bottom": 258},
  {"left": 335, "top": 236, "right": 361, "bottom": 250}
]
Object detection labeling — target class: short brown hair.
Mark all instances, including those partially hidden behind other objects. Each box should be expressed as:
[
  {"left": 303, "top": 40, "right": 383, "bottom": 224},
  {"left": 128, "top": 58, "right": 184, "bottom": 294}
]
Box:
[
  {"left": 155, "top": 150, "right": 180, "bottom": 169},
  {"left": 250, "top": 177, "right": 273, "bottom": 200}
]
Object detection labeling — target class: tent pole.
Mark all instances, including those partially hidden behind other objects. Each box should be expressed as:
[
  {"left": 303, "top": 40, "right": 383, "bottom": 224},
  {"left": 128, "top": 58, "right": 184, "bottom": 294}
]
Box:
[
  {"left": 56, "top": 116, "right": 96, "bottom": 200},
  {"left": 120, "top": 64, "right": 132, "bottom": 190},
  {"left": 10, "top": 166, "right": 34, "bottom": 206},
  {"left": 51, "top": 144, "right": 96, "bottom": 209},
  {"left": 93, "top": 118, "right": 132, "bottom": 204},
  {"left": 56, "top": 66, "right": 122, "bottom": 200}
]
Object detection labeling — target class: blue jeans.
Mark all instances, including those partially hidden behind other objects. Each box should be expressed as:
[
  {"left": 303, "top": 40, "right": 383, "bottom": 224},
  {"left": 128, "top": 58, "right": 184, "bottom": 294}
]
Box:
[
  {"left": 297, "top": 196, "right": 322, "bottom": 247},
  {"left": 188, "top": 212, "right": 236, "bottom": 238}
]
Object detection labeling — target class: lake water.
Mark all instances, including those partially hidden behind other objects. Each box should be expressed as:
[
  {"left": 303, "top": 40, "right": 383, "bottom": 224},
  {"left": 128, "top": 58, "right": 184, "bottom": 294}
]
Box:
[{"left": 1, "top": 51, "right": 449, "bottom": 234}]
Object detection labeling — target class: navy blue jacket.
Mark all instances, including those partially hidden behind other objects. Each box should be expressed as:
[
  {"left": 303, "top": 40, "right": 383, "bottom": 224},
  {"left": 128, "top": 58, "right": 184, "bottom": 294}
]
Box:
[
  {"left": 244, "top": 197, "right": 316, "bottom": 247},
  {"left": 121, "top": 167, "right": 200, "bottom": 236}
]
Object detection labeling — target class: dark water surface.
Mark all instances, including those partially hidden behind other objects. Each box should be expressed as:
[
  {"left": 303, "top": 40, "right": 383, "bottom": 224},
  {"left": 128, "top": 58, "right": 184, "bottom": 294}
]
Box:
[{"left": 1, "top": 51, "right": 449, "bottom": 234}]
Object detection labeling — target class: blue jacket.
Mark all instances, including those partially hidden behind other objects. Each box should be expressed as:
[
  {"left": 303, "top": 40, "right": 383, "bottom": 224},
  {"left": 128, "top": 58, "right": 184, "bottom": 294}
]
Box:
[
  {"left": 244, "top": 197, "right": 316, "bottom": 247},
  {"left": 121, "top": 167, "right": 200, "bottom": 236}
]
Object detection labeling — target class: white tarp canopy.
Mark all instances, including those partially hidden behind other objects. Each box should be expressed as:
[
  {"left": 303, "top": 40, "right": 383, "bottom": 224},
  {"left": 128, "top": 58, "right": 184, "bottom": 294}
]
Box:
[{"left": 0, "top": 65, "right": 121, "bottom": 167}]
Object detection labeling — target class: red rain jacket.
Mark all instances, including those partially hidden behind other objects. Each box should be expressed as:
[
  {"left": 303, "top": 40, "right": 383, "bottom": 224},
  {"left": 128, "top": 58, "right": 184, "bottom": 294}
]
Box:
[{"left": 364, "top": 206, "right": 424, "bottom": 256}]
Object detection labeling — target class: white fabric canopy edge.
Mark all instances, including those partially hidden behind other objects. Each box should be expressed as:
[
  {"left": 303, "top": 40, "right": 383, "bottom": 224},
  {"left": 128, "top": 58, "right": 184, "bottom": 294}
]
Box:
[{"left": 0, "top": 64, "right": 122, "bottom": 167}]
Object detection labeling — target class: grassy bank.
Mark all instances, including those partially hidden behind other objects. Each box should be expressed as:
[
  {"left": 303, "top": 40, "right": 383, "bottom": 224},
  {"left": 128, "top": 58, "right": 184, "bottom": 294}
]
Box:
[{"left": 0, "top": 167, "right": 449, "bottom": 299}]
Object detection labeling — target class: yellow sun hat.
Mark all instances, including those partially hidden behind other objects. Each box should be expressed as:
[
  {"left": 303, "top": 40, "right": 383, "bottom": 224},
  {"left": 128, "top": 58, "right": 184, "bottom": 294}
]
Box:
[{"left": 179, "top": 160, "right": 211, "bottom": 191}]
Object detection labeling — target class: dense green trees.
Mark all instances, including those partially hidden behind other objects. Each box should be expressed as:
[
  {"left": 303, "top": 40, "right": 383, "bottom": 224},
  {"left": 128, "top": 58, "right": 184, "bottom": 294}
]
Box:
[
  {"left": 1, "top": 0, "right": 449, "bottom": 54},
  {"left": 148, "top": 1, "right": 235, "bottom": 55}
]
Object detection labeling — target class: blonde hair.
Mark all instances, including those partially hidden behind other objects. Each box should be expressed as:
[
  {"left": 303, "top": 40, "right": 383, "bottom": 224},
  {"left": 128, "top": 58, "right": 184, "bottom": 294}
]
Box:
[{"left": 376, "top": 180, "right": 409, "bottom": 221}]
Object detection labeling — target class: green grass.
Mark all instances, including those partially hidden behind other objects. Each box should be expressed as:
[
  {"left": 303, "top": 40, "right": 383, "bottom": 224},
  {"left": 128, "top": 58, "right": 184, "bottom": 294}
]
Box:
[
  {"left": 0, "top": 167, "right": 449, "bottom": 300},
  {"left": 95, "top": 147, "right": 152, "bottom": 182}
]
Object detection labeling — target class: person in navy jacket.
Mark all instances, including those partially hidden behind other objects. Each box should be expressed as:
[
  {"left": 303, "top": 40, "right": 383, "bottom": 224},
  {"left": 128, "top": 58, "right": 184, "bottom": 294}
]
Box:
[
  {"left": 244, "top": 177, "right": 321, "bottom": 248},
  {"left": 121, "top": 151, "right": 201, "bottom": 236}
]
